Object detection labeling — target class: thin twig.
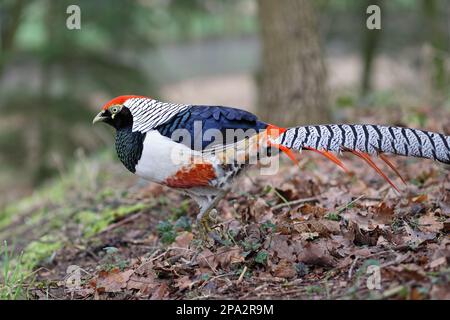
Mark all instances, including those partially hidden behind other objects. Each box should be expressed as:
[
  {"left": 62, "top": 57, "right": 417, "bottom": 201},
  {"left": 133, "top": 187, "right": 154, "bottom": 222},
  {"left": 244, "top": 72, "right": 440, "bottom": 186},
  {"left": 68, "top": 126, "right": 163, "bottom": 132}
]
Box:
[
  {"left": 272, "top": 187, "right": 292, "bottom": 209},
  {"left": 271, "top": 196, "right": 321, "bottom": 210},
  {"left": 348, "top": 256, "right": 360, "bottom": 280},
  {"left": 97, "top": 212, "right": 142, "bottom": 235},
  {"left": 336, "top": 194, "right": 365, "bottom": 214},
  {"left": 237, "top": 266, "right": 248, "bottom": 284}
]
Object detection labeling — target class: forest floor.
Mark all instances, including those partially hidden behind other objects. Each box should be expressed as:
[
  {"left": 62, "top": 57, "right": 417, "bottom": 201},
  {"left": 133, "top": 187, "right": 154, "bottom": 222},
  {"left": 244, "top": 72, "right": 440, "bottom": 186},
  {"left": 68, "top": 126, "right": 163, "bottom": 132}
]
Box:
[{"left": 0, "top": 106, "right": 449, "bottom": 300}]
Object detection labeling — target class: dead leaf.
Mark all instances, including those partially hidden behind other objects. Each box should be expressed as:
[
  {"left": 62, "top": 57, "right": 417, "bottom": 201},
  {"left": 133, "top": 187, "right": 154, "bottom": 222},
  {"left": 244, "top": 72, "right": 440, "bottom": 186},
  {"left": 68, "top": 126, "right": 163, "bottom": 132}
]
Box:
[
  {"left": 214, "top": 246, "right": 244, "bottom": 268},
  {"left": 297, "top": 240, "right": 337, "bottom": 267},
  {"left": 349, "top": 221, "right": 382, "bottom": 246},
  {"left": 243, "top": 197, "right": 271, "bottom": 222},
  {"left": 352, "top": 247, "right": 372, "bottom": 257},
  {"left": 150, "top": 282, "right": 169, "bottom": 300},
  {"left": 96, "top": 268, "right": 134, "bottom": 293},
  {"left": 430, "top": 284, "right": 450, "bottom": 299},
  {"left": 409, "top": 287, "right": 424, "bottom": 300},
  {"left": 293, "top": 219, "right": 340, "bottom": 238},
  {"left": 444, "top": 221, "right": 450, "bottom": 233},
  {"left": 403, "top": 223, "right": 436, "bottom": 247},
  {"left": 269, "top": 234, "right": 295, "bottom": 261},
  {"left": 196, "top": 248, "right": 218, "bottom": 271},
  {"left": 429, "top": 257, "right": 447, "bottom": 269},
  {"left": 373, "top": 202, "right": 395, "bottom": 224},
  {"left": 418, "top": 213, "right": 444, "bottom": 233},
  {"left": 174, "top": 231, "right": 193, "bottom": 249},
  {"left": 298, "top": 203, "right": 327, "bottom": 217},
  {"left": 388, "top": 264, "right": 427, "bottom": 281},
  {"left": 174, "top": 275, "right": 193, "bottom": 291},
  {"left": 412, "top": 194, "right": 428, "bottom": 203},
  {"left": 127, "top": 275, "right": 158, "bottom": 294},
  {"left": 272, "top": 259, "right": 296, "bottom": 279}
]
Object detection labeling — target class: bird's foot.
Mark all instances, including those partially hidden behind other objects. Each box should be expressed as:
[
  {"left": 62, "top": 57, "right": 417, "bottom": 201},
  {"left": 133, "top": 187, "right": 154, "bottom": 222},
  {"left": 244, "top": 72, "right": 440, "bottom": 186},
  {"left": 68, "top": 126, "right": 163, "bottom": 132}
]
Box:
[{"left": 197, "top": 209, "right": 220, "bottom": 247}]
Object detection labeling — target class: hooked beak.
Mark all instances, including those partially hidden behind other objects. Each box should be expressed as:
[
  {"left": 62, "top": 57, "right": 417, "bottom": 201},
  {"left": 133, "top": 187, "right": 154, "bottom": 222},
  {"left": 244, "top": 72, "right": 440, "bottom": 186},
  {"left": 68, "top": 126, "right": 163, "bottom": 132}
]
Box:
[{"left": 92, "top": 111, "right": 108, "bottom": 124}]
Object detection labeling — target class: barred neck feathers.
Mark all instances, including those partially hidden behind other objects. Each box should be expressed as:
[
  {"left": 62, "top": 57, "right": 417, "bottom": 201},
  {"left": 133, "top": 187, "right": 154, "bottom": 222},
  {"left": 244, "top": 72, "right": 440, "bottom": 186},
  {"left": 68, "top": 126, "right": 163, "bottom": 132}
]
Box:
[
  {"left": 123, "top": 97, "right": 190, "bottom": 134},
  {"left": 115, "top": 126, "right": 146, "bottom": 173}
]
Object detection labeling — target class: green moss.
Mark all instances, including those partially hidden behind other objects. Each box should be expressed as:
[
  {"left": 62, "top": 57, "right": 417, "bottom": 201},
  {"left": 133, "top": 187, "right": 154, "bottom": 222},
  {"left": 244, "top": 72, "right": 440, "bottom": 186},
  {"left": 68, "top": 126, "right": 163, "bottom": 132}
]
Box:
[
  {"left": 0, "top": 207, "right": 15, "bottom": 230},
  {"left": 95, "top": 187, "right": 115, "bottom": 202},
  {"left": 0, "top": 178, "right": 67, "bottom": 230},
  {"left": 76, "top": 203, "right": 148, "bottom": 237},
  {"left": 21, "top": 235, "right": 62, "bottom": 270},
  {"left": 116, "top": 203, "right": 148, "bottom": 216}
]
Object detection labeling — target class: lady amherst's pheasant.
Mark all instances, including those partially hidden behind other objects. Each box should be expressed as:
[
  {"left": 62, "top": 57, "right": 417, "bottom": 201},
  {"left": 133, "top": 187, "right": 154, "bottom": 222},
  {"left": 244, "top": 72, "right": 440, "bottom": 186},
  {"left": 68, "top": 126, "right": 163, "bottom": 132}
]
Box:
[{"left": 93, "top": 95, "right": 450, "bottom": 239}]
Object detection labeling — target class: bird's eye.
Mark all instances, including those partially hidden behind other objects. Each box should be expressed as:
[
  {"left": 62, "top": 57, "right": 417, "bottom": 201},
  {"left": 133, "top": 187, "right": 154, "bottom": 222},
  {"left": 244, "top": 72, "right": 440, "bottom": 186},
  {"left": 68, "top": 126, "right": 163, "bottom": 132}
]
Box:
[{"left": 111, "top": 106, "right": 119, "bottom": 114}]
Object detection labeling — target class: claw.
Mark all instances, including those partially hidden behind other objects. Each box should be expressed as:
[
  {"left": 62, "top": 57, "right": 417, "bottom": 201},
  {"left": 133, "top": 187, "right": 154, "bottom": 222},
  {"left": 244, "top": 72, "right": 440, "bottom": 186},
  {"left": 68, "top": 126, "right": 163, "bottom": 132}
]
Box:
[{"left": 196, "top": 208, "right": 218, "bottom": 245}]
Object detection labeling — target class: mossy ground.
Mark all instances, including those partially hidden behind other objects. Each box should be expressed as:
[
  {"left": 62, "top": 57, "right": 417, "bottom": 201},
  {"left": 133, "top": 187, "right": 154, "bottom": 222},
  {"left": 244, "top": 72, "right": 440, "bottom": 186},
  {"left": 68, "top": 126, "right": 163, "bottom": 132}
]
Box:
[{"left": 0, "top": 151, "right": 151, "bottom": 298}]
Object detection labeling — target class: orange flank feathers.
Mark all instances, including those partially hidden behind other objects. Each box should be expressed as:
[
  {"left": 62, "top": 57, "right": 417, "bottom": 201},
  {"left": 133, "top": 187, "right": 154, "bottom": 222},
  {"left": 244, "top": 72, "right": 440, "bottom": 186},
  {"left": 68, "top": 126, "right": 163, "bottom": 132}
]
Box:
[
  {"left": 164, "top": 163, "right": 216, "bottom": 188},
  {"left": 101, "top": 95, "right": 149, "bottom": 110}
]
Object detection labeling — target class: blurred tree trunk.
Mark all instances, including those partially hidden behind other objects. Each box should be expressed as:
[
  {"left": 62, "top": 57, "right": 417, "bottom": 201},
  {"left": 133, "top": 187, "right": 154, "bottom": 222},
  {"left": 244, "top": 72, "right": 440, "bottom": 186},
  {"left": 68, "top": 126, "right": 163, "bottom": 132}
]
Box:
[
  {"left": 0, "top": 0, "right": 25, "bottom": 75},
  {"left": 257, "top": 0, "right": 330, "bottom": 126},
  {"left": 422, "top": 0, "right": 448, "bottom": 105},
  {"left": 360, "top": 0, "right": 382, "bottom": 96}
]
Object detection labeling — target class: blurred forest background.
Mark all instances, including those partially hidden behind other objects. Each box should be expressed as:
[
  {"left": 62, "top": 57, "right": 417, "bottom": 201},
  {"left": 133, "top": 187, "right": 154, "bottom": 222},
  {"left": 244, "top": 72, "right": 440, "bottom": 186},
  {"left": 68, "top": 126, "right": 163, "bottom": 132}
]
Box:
[{"left": 1, "top": 0, "right": 449, "bottom": 206}]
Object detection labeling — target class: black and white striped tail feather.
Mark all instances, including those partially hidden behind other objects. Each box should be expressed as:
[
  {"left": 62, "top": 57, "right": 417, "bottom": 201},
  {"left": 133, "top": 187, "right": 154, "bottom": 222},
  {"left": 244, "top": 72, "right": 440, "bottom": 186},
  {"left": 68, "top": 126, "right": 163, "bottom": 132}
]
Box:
[{"left": 279, "top": 124, "right": 450, "bottom": 164}]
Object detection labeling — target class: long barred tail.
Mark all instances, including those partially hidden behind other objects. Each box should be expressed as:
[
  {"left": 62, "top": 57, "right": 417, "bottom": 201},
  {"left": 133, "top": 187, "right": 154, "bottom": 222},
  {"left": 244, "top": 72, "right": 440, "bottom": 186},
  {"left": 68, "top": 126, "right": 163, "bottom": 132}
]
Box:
[
  {"left": 279, "top": 124, "right": 450, "bottom": 164},
  {"left": 274, "top": 124, "right": 450, "bottom": 192}
]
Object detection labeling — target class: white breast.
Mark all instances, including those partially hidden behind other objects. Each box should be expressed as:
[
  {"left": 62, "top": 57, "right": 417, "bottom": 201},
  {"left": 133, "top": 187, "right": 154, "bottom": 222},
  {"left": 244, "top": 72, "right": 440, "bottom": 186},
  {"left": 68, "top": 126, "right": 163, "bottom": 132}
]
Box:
[{"left": 135, "top": 130, "right": 214, "bottom": 184}]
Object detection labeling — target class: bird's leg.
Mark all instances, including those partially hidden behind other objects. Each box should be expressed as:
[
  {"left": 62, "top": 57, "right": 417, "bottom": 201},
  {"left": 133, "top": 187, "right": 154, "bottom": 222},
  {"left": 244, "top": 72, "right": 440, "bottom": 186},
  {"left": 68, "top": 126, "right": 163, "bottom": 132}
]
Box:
[
  {"left": 196, "top": 189, "right": 229, "bottom": 242},
  {"left": 197, "top": 207, "right": 214, "bottom": 242}
]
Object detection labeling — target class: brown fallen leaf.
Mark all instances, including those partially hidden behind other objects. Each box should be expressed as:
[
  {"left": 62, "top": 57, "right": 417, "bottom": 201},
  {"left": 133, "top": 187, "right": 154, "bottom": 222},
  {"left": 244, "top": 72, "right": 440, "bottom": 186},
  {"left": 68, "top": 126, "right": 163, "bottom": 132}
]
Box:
[
  {"left": 150, "top": 282, "right": 169, "bottom": 300},
  {"left": 298, "top": 203, "right": 327, "bottom": 218},
  {"left": 403, "top": 223, "right": 436, "bottom": 247},
  {"left": 293, "top": 219, "right": 340, "bottom": 238},
  {"left": 243, "top": 223, "right": 261, "bottom": 245},
  {"left": 243, "top": 197, "right": 272, "bottom": 222},
  {"left": 95, "top": 268, "right": 134, "bottom": 293},
  {"left": 297, "top": 240, "right": 337, "bottom": 267},
  {"left": 443, "top": 221, "right": 450, "bottom": 233},
  {"left": 387, "top": 264, "right": 427, "bottom": 282},
  {"left": 173, "top": 231, "right": 193, "bottom": 249},
  {"left": 127, "top": 274, "right": 158, "bottom": 294},
  {"left": 418, "top": 213, "right": 444, "bottom": 233},
  {"left": 272, "top": 259, "right": 296, "bottom": 279},
  {"left": 428, "top": 257, "right": 447, "bottom": 269},
  {"left": 376, "top": 235, "right": 391, "bottom": 247},
  {"left": 349, "top": 221, "right": 382, "bottom": 246},
  {"left": 409, "top": 287, "right": 424, "bottom": 300},
  {"left": 174, "top": 275, "right": 193, "bottom": 291},
  {"left": 412, "top": 194, "right": 428, "bottom": 203},
  {"left": 214, "top": 246, "right": 244, "bottom": 268},
  {"left": 269, "top": 234, "right": 295, "bottom": 262},
  {"left": 352, "top": 247, "right": 372, "bottom": 257},
  {"left": 196, "top": 248, "right": 218, "bottom": 271},
  {"left": 430, "top": 284, "right": 450, "bottom": 299},
  {"left": 373, "top": 202, "right": 395, "bottom": 224}
]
